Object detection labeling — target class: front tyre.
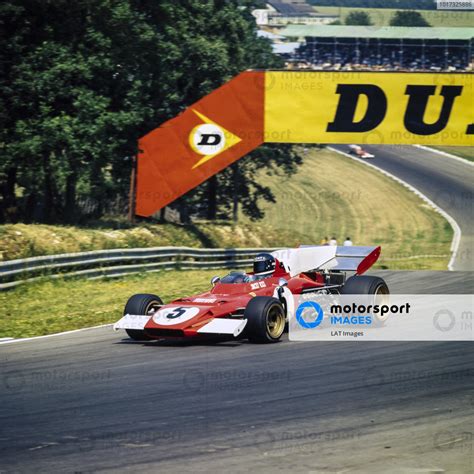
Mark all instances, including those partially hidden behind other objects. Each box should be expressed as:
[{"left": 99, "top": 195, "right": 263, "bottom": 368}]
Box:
[
  {"left": 123, "top": 293, "right": 163, "bottom": 340},
  {"left": 244, "top": 296, "right": 285, "bottom": 343}
]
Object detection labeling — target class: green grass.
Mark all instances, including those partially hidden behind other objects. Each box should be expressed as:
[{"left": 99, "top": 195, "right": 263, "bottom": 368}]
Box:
[
  {"left": 240, "top": 148, "right": 452, "bottom": 271},
  {"left": 0, "top": 221, "right": 299, "bottom": 261},
  {"left": 432, "top": 146, "right": 474, "bottom": 163},
  {"left": 314, "top": 6, "right": 474, "bottom": 27},
  {"left": 0, "top": 269, "right": 218, "bottom": 338},
  {"left": 0, "top": 222, "right": 201, "bottom": 261},
  {"left": 0, "top": 147, "right": 455, "bottom": 338}
]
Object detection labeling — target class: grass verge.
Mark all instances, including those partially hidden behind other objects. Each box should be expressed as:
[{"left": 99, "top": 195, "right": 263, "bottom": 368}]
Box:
[
  {"left": 0, "top": 221, "right": 298, "bottom": 261},
  {"left": 432, "top": 146, "right": 474, "bottom": 163},
  {"left": 0, "top": 269, "right": 217, "bottom": 339},
  {"left": 241, "top": 148, "right": 452, "bottom": 271}
]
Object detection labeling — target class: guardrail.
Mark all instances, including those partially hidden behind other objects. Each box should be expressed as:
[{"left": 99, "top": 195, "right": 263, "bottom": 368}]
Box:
[{"left": 0, "top": 247, "right": 275, "bottom": 290}]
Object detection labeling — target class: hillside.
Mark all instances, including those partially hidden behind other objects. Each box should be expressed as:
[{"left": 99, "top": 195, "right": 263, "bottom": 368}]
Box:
[
  {"left": 240, "top": 147, "right": 452, "bottom": 270},
  {"left": 0, "top": 148, "right": 452, "bottom": 270}
]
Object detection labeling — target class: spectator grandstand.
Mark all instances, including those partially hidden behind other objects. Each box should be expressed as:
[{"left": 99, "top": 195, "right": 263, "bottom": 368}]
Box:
[
  {"left": 279, "top": 25, "right": 473, "bottom": 71},
  {"left": 252, "top": 0, "right": 337, "bottom": 26}
]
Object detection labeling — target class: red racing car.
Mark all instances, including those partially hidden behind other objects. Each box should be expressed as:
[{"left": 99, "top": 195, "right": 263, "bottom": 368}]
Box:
[
  {"left": 348, "top": 144, "right": 375, "bottom": 159},
  {"left": 114, "top": 245, "right": 388, "bottom": 343}
]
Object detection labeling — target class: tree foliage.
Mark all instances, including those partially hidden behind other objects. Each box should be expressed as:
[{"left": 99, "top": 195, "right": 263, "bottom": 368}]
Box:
[
  {"left": 0, "top": 0, "right": 297, "bottom": 224},
  {"left": 389, "top": 10, "right": 431, "bottom": 26},
  {"left": 345, "top": 11, "right": 373, "bottom": 25},
  {"left": 178, "top": 144, "right": 302, "bottom": 222}
]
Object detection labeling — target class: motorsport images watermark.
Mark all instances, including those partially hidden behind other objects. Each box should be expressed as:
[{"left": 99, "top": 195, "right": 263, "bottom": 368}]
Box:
[
  {"left": 77, "top": 430, "right": 182, "bottom": 453},
  {"left": 289, "top": 294, "right": 473, "bottom": 341},
  {"left": 3, "top": 368, "right": 111, "bottom": 392},
  {"left": 183, "top": 368, "right": 291, "bottom": 393}
]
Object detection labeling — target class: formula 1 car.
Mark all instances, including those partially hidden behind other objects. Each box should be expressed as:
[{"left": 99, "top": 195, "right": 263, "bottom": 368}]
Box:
[
  {"left": 348, "top": 144, "right": 375, "bottom": 159},
  {"left": 114, "top": 245, "right": 388, "bottom": 343}
]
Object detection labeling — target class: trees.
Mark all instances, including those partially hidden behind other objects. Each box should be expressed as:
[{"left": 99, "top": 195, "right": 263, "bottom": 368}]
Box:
[
  {"left": 180, "top": 144, "right": 302, "bottom": 222},
  {"left": 389, "top": 10, "right": 431, "bottom": 27},
  {"left": 0, "top": 0, "right": 297, "bottom": 224},
  {"left": 345, "top": 11, "right": 373, "bottom": 26},
  {"left": 1, "top": 1, "right": 166, "bottom": 222}
]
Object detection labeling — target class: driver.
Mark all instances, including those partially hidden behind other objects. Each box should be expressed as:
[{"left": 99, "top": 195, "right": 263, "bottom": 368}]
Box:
[{"left": 252, "top": 253, "right": 277, "bottom": 280}]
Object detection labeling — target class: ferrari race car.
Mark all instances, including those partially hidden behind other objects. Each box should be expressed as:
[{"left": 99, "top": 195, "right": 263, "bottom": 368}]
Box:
[
  {"left": 348, "top": 144, "right": 375, "bottom": 159},
  {"left": 114, "top": 245, "right": 388, "bottom": 343}
]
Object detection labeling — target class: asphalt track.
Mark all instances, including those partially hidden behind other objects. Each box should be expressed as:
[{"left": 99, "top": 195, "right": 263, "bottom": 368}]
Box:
[
  {"left": 331, "top": 144, "right": 474, "bottom": 271},
  {"left": 1, "top": 146, "right": 473, "bottom": 473},
  {"left": 1, "top": 271, "right": 473, "bottom": 473}
]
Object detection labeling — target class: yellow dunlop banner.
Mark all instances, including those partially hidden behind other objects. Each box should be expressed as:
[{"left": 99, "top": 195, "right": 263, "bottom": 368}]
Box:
[
  {"left": 137, "top": 70, "right": 473, "bottom": 215},
  {"left": 264, "top": 71, "right": 473, "bottom": 146}
]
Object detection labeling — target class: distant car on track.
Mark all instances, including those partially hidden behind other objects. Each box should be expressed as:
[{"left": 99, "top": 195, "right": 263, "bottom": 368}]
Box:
[
  {"left": 114, "top": 245, "right": 388, "bottom": 343},
  {"left": 348, "top": 144, "right": 375, "bottom": 159}
]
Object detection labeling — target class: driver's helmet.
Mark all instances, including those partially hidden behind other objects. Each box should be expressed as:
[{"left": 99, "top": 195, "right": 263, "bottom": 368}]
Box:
[{"left": 253, "top": 253, "right": 276, "bottom": 278}]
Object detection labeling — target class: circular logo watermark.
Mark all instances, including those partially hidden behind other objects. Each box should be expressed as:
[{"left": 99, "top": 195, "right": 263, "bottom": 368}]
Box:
[
  {"left": 253, "top": 72, "right": 276, "bottom": 92},
  {"left": 3, "top": 371, "right": 26, "bottom": 391},
  {"left": 432, "top": 190, "right": 457, "bottom": 209},
  {"left": 360, "top": 10, "right": 386, "bottom": 34},
  {"left": 361, "top": 129, "right": 385, "bottom": 146},
  {"left": 183, "top": 370, "right": 205, "bottom": 392},
  {"left": 296, "top": 301, "right": 324, "bottom": 329},
  {"left": 433, "top": 309, "right": 456, "bottom": 332},
  {"left": 254, "top": 430, "right": 277, "bottom": 453},
  {"left": 434, "top": 431, "right": 457, "bottom": 450}
]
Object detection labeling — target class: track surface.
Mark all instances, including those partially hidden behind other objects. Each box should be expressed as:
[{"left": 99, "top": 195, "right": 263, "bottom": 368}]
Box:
[
  {"left": 1, "top": 271, "right": 473, "bottom": 473},
  {"left": 331, "top": 145, "right": 474, "bottom": 271},
  {"left": 1, "top": 146, "right": 473, "bottom": 472}
]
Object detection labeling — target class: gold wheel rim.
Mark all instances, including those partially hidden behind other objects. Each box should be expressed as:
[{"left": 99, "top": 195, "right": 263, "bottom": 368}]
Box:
[
  {"left": 267, "top": 304, "right": 285, "bottom": 339},
  {"left": 374, "top": 285, "right": 389, "bottom": 304},
  {"left": 374, "top": 285, "right": 390, "bottom": 321},
  {"left": 145, "top": 300, "right": 161, "bottom": 315}
]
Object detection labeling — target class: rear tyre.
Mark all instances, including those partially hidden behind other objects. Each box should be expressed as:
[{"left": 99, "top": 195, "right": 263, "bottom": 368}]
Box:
[
  {"left": 341, "top": 276, "right": 389, "bottom": 325},
  {"left": 244, "top": 296, "right": 285, "bottom": 343},
  {"left": 123, "top": 293, "right": 163, "bottom": 340},
  {"left": 342, "top": 275, "right": 389, "bottom": 295}
]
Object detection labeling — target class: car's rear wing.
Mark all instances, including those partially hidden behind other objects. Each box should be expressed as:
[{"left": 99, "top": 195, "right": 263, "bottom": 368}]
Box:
[
  {"left": 272, "top": 245, "right": 380, "bottom": 277},
  {"left": 305, "top": 245, "right": 381, "bottom": 275}
]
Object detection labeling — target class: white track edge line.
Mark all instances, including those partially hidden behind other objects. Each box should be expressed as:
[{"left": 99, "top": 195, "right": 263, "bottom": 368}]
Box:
[
  {"left": 413, "top": 145, "right": 474, "bottom": 167},
  {"left": 0, "top": 324, "right": 113, "bottom": 345},
  {"left": 328, "top": 147, "right": 461, "bottom": 272}
]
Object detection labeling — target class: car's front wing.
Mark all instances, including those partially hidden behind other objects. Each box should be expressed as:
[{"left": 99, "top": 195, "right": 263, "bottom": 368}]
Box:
[{"left": 114, "top": 314, "right": 247, "bottom": 338}]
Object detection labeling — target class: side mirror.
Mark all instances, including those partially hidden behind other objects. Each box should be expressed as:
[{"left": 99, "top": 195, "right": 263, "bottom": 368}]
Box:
[
  {"left": 278, "top": 278, "right": 288, "bottom": 288},
  {"left": 211, "top": 276, "right": 221, "bottom": 286}
]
